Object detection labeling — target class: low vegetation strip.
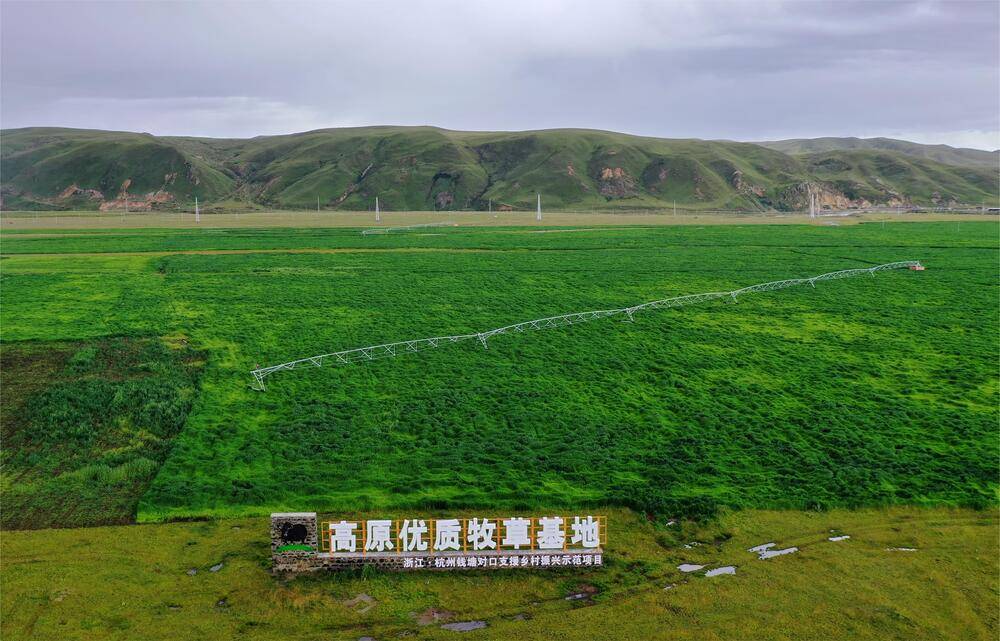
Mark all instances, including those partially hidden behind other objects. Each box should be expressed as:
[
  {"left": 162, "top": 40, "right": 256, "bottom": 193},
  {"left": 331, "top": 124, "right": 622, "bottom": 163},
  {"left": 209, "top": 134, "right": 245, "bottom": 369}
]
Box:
[
  {"left": 1, "top": 508, "right": 995, "bottom": 640},
  {"left": 250, "top": 261, "right": 922, "bottom": 389}
]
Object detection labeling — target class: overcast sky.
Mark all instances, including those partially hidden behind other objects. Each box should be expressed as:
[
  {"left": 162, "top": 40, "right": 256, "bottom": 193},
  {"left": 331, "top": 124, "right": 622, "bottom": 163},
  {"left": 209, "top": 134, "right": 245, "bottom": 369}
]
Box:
[{"left": 2, "top": 0, "right": 998, "bottom": 149}]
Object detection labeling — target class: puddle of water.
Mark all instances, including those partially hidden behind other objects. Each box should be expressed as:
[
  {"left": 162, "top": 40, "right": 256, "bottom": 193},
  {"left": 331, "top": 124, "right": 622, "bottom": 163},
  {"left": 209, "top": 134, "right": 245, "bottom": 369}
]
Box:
[
  {"left": 677, "top": 564, "right": 705, "bottom": 573},
  {"left": 886, "top": 547, "right": 918, "bottom": 552},
  {"left": 748, "top": 543, "right": 775, "bottom": 553},
  {"left": 758, "top": 547, "right": 798, "bottom": 560},
  {"left": 565, "top": 584, "right": 599, "bottom": 602},
  {"left": 705, "top": 566, "right": 736, "bottom": 577},
  {"left": 441, "top": 621, "right": 488, "bottom": 632},
  {"left": 828, "top": 535, "right": 851, "bottom": 542}
]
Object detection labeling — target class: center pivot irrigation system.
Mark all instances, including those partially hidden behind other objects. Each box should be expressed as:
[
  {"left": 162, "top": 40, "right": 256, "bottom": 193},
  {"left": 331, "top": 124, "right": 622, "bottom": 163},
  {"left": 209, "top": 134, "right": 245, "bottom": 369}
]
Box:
[
  {"left": 250, "top": 261, "right": 923, "bottom": 390},
  {"left": 361, "top": 222, "right": 458, "bottom": 235}
]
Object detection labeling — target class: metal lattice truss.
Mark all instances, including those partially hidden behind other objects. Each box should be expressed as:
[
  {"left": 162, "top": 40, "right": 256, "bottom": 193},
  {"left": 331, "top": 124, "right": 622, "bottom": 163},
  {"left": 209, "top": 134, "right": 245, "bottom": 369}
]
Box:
[
  {"left": 250, "top": 260, "right": 922, "bottom": 390},
  {"left": 361, "top": 222, "right": 458, "bottom": 236}
]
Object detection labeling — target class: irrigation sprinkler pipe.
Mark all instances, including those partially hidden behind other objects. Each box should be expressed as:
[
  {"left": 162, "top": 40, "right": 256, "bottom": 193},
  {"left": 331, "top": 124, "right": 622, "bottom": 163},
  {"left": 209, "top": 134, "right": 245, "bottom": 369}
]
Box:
[
  {"left": 250, "top": 261, "right": 923, "bottom": 390},
  {"left": 361, "top": 222, "right": 458, "bottom": 235}
]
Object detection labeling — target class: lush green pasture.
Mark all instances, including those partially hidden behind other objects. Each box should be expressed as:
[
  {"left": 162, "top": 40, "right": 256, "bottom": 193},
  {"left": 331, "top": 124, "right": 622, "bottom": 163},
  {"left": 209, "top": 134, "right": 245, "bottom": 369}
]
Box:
[
  {"left": 1, "top": 222, "right": 996, "bottom": 522},
  {"left": 1, "top": 507, "right": 995, "bottom": 640},
  {"left": 1, "top": 219, "right": 997, "bottom": 254}
]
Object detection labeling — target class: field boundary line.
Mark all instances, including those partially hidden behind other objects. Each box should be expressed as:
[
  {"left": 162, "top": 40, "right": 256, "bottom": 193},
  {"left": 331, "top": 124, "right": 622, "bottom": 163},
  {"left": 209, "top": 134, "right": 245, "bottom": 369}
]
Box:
[{"left": 250, "top": 260, "right": 923, "bottom": 390}]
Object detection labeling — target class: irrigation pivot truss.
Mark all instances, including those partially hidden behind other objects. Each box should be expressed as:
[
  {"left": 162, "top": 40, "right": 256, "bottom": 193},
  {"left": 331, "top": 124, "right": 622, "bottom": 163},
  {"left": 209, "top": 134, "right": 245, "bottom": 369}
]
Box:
[
  {"left": 361, "top": 222, "right": 458, "bottom": 235},
  {"left": 250, "top": 261, "right": 923, "bottom": 390}
]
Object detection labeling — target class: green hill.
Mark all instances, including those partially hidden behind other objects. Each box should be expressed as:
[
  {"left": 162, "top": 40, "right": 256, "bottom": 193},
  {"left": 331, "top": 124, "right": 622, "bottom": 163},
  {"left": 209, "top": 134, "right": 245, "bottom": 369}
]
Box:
[
  {"left": 804, "top": 150, "right": 1000, "bottom": 206},
  {"left": 2, "top": 127, "right": 997, "bottom": 211},
  {"left": 757, "top": 136, "right": 999, "bottom": 168},
  {"left": 0, "top": 128, "right": 234, "bottom": 211}
]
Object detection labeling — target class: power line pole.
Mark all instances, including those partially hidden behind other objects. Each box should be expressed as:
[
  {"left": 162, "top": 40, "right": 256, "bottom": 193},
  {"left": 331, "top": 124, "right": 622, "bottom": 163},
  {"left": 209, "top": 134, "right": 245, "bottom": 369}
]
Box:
[
  {"left": 317, "top": 196, "right": 320, "bottom": 213},
  {"left": 375, "top": 196, "right": 380, "bottom": 222},
  {"left": 488, "top": 198, "right": 492, "bottom": 214},
  {"left": 536, "top": 193, "right": 542, "bottom": 221},
  {"left": 195, "top": 196, "right": 200, "bottom": 223},
  {"left": 673, "top": 200, "right": 676, "bottom": 217}
]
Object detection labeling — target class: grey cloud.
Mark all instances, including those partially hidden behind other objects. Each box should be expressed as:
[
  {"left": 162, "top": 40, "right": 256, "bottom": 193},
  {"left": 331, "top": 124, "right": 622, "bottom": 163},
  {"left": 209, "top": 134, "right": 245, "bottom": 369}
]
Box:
[{"left": 1, "top": 0, "right": 997, "bottom": 149}]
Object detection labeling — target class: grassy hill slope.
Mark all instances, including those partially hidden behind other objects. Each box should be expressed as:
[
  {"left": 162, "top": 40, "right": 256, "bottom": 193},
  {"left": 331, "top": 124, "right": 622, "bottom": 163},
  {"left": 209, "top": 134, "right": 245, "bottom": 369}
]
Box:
[
  {"left": 805, "top": 150, "right": 1000, "bottom": 206},
  {"left": 758, "top": 136, "right": 999, "bottom": 168},
  {"left": 0, "top": 128, "right": 234, "bottom": 211},
  {"left": 2, "top": 127, "right": 997, "bottom": 211}
]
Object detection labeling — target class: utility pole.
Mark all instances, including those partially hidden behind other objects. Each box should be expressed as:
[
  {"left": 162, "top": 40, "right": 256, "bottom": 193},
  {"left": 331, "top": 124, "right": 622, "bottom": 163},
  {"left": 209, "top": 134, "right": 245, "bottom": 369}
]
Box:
[
  {"left": 317, "top": 196, "right": 320, "bottom": 213},
  {"left": 195, "top": 196, "right": 200, "bottom": 223},
  {"left": 673, "top": 200, "right": 677, "bottom": 217},
  {"left": 375, "top": 196, "right": 380, "bottom": 222},
  {"left": 536, "top": 193, "right": 542, "bottom": 221},
  {"left": 488, "top": 198, "right": 492, "bottom": 214}
]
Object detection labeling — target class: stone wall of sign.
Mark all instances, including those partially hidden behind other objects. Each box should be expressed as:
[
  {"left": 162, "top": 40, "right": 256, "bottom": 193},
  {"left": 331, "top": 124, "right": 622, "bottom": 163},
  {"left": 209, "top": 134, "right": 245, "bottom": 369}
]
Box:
[{"left": 271, "top": 512, "right": 318, "bottom": 554}]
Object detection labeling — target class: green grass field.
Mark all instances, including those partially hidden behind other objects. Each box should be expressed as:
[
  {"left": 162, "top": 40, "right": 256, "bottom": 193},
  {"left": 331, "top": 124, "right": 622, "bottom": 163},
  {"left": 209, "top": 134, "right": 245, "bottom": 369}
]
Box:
[
  {"left": 1, "top": 219, "right": 997, "bottom": 640},
  {"left": 1, "top": 222, "right": 996, "bottom": 523}
]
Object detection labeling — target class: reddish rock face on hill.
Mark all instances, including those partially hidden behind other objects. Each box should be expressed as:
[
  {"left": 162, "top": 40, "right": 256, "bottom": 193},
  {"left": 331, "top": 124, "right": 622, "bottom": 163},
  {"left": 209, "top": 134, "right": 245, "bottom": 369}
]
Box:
[{"left": 596, "top": 166, "right": 638, "bottom": 198}]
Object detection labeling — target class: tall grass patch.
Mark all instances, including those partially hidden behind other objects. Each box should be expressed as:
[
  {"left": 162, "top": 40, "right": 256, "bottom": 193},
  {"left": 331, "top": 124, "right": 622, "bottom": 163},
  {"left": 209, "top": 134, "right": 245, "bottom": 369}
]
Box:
[{"left": 0, "top": 337, "right": 203, "bottom": 528}]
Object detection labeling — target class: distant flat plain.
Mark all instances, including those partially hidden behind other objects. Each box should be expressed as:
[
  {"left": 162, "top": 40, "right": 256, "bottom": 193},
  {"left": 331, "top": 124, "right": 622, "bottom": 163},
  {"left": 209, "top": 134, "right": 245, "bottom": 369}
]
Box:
[{"left": 1, "top": 208, "right": 996, "bottom": 230}]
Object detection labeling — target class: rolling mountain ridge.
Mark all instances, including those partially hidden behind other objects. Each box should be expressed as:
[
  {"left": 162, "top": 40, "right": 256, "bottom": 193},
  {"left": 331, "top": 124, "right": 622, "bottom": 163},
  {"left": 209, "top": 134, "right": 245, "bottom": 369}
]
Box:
[
  {"left": 756, "top": 136, "right": 998, "bottom": 168},
  {"left": 2, "top": 126, "right": 996, "bottom": 212}
]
